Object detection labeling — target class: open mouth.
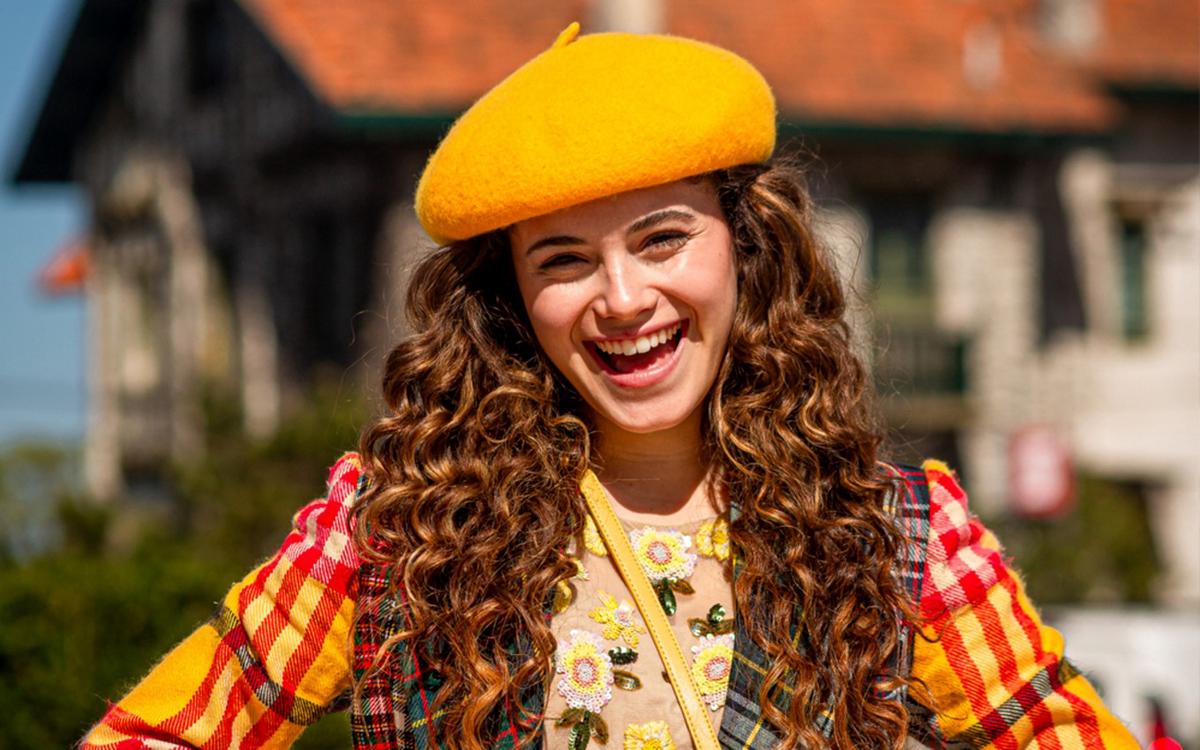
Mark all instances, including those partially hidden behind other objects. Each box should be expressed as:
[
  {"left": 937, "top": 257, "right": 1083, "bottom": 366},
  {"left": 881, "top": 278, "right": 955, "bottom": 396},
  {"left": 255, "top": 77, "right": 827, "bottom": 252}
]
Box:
[{"left": 588, "top": 321, "right": 687, "bottom": 375}]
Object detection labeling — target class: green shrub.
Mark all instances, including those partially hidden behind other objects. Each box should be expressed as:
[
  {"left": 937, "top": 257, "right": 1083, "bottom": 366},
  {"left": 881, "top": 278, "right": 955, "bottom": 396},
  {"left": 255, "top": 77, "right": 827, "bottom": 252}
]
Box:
[
  {"left": 985, "top": 474, "right": 1160, "bottom": 605},
  {"left": 0, "top": 384, "right": 367, "bottom": 748}
]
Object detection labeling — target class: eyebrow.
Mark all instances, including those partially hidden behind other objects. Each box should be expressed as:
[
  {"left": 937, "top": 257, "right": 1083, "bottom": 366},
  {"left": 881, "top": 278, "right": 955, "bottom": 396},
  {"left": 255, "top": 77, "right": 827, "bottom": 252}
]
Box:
[
  {"left": 524, "top": 208, "right": 699, "bottom": 257},
  {"left": 626, "top": 208, "right": 698, "bottom": 236},
  {"left": 525, "top": 234, "right": 586, "bottom": 256}
]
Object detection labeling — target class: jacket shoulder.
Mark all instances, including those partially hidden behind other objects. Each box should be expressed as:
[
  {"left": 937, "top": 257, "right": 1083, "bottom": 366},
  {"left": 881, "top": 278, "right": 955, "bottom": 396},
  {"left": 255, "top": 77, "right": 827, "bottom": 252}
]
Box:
[{"left": 916, "top": 459, "right": 1007, "bottom": 620}]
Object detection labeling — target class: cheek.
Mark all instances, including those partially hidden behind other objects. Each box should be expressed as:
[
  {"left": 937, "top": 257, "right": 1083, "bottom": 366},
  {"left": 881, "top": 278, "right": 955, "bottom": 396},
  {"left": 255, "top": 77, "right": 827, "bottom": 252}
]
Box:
[
  {"left": 513, "top": 263, "right": 572, "bottom": 356},
  {"left": 692, "top": 242, "right": 738, "bottom": 337},
  {"left": 524, "top": 289, "right": 582, "bottom": 361}
]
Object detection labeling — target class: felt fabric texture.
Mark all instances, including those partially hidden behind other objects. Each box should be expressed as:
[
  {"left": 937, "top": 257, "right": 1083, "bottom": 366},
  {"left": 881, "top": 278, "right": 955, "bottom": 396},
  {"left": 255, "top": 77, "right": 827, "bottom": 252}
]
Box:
[
  {"left": 415, "top": 22, "right": 776, "bottom": 244},
  {"left": 909, "top": 461, "right": 1140, "bottom": 749},
  {"left": 79, "top": 456, "right": 363, "bottom": 750}
]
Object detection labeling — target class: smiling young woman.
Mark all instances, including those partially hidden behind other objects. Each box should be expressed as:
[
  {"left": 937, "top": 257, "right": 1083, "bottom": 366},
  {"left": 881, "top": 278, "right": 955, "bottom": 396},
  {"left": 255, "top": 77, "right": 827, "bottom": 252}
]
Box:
[
  {"left": 511, "top": 179, "right": 737, "bottom": 446},
  {"left": 82, "top": 23, "right": 1137, "bottom": 750}
]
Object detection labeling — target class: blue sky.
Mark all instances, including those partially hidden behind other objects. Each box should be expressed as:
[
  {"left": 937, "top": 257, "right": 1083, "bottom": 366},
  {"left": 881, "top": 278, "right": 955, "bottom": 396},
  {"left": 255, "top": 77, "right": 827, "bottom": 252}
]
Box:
[{"left": 0, "top": 0, "right": 86, "bottom": 445}]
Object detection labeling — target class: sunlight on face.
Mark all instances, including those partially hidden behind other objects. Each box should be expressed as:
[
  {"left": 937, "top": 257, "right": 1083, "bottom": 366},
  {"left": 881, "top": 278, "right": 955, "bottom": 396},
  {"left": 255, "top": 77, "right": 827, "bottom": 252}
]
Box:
[{"left": 509, "top": 179, "right": 737, "bottom": 441}]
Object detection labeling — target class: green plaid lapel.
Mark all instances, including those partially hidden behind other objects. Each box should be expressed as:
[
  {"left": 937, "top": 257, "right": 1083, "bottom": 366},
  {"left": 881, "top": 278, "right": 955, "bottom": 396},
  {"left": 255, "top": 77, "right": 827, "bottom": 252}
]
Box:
[
  {"left": 351, "top": 563, "right": 529, "bottom": 750},
  {"left": 716, "top": 464, "right": 931, "bottom": 748},
  {"left": 717, "top": 498, "right": 796, "bottom": 749},
  {"left": 351, "top": 472, "right": 527, "bottom": 750}
]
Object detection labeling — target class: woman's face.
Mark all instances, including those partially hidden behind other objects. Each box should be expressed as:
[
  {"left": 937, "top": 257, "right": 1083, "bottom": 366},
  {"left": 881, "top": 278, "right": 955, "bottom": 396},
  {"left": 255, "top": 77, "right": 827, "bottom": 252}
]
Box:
[{"left": 510, "top": 179, "right": 737, "bottom": 438}]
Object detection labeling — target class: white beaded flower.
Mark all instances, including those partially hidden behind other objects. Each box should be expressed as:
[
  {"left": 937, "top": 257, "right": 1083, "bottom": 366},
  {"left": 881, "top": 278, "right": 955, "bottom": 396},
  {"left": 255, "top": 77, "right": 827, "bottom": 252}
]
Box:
[
  {"left": 628, "top": 527, "right": 697, "bottom": 583},
  {"left": 555, "top": 629, "right": 614, "bottom": 713},
  {"left": 691, "top": 633, "right": 735, "bottom": 711}
]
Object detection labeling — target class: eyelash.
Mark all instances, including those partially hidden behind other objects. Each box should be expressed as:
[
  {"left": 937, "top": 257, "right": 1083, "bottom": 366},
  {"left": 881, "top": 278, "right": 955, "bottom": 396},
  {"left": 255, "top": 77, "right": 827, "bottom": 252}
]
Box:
[
  {"left": 644, "top": 230, "right": 691, "bottom": 250},
  {"left": 539, "top": 253, "right": 585, "bottom": 270},
  {"left": 536, "top": 230, "right": 692, "bottom": 271}
]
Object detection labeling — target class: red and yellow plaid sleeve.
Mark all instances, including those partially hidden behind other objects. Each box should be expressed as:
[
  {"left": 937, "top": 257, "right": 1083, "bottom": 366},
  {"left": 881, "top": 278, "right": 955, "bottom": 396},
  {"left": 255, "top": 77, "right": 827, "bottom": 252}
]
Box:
[
  {"left": 910, "top": 460, "right": 1138, "bottom": 749},
  {"left": 81, "top": 453, "right": 364, "bottom": 750}
]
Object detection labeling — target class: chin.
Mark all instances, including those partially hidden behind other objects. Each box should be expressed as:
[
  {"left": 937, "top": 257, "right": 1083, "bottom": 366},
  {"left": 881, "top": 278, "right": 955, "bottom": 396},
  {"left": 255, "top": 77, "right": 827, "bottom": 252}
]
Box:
[{"left": 592, "top": 398, "right": 700, "bottom": 436}]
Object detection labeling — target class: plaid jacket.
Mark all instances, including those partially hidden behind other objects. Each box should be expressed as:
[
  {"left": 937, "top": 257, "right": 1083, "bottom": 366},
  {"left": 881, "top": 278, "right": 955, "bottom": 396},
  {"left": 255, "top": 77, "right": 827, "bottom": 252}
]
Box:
[{"left": 82, "top": 454, "right": 1138, "bottom": 749}]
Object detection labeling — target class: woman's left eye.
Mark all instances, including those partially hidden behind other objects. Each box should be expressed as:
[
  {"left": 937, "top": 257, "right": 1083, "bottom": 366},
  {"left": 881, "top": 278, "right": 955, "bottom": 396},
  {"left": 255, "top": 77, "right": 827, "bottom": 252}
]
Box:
[{"left": 643, "top": 231, "right": 690, "bottom": 251}]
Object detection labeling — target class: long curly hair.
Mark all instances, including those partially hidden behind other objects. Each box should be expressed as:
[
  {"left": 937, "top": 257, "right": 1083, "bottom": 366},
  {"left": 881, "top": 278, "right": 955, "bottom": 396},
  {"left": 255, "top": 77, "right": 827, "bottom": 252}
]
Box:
[{"left": 354, "top": 160, "right": 916, "bottom": 749}]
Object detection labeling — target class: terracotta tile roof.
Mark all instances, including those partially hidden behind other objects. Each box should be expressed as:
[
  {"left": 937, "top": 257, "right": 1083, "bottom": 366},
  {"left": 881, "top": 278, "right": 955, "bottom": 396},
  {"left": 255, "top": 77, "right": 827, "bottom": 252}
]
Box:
[
  {"left": 240, "top": 0, "right": 1184, "bottom": 133},
  {"left": 669, "top": 0, "right": 1112, "bottom": 132},
  {"left": 239, "top": 0, "right": 586, "bottom": 112},
  {"left": 1092, "top": 0, "right": 1199, "bottom": 88}
]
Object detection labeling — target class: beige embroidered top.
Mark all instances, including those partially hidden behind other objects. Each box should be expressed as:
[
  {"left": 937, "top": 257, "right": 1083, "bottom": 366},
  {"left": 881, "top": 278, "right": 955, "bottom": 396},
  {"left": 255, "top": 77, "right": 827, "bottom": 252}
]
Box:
[{"left": 544, "top": 512, "right": 734, "bottom": 750}]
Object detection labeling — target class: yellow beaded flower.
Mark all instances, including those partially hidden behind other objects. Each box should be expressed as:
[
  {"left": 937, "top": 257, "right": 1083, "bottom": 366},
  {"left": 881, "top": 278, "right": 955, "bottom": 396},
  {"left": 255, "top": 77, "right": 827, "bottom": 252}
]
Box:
[
  {"left": 623, "top": 721, "right": 676, "bottom": 750},
  {"left": 555, "top": 629, "right": 614, "bottom": 713},
  {"left": 584, "top": 514, "right": 608, "bottom": 557},
  {"left": 695, "top": 517, "right": 730, "bottom": 561},
  {"left": 588, "top": 591, "right": 645, "bottom": 647},
  {"left": 690, "top": 633, "right": 735, "bottom": 711},
  {"left": 629, "top": 527, "right": 697, "bottom": 583},
  {"left": 551, "top": 579, "right": 574, "bottom": 614}
]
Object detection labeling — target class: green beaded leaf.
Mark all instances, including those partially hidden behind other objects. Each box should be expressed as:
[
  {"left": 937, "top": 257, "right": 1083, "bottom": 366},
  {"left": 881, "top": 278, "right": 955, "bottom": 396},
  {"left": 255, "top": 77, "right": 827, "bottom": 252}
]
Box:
[
  {"left": 569, "top": 718, "right": 591, "bottom": 750},
  {"left": 556, "top": 707, "right": 585, "bottom": 728},
  {"left": 707, "top": 603, "right": 727, "bottom": 624},
  {"left": 688, "top": 617, "right": 714, "bottom": 637},
  {"left": 590, "top": 713, "right": 610, "bottom": 744},
  {"left": 613, "top": 668, "right": 643, "bottom": 690},
  {"left": 712, "top": 618, "right": 735, "bottom": 635},
  {"left": 656, "top": 580, "right": 677, "bottom": 615},
  {"left": 608, "top": 646, "right": 638, "bottom": 665},
  {"left": 669, "top": 578, "right": 695, "bottom": 595}
]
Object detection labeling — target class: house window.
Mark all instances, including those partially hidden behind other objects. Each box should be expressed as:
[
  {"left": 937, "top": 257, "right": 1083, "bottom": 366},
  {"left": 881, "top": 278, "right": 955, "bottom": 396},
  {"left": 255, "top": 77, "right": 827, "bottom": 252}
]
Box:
[
  {"left": 1118, "top": 218, "right": 1149, "bottom": 341},
  {"left": 865, "top": 196, "right": 968, "bottom": 399},
  {"left": 867, "top": 196, "right": 933, "bottom": 322}
]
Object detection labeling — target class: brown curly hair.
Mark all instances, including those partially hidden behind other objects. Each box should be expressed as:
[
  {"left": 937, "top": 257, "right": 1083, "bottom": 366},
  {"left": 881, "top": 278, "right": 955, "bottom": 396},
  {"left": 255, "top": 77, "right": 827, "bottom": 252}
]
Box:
[{"left": 354, "top": 160, "right": 916, "bottom": 749}]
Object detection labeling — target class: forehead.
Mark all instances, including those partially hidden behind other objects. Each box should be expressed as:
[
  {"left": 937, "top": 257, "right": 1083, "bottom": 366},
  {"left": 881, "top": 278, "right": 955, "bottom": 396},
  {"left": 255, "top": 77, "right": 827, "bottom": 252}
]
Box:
[{"left": 509, "top": 178, "right": 722, "bottom": 247}]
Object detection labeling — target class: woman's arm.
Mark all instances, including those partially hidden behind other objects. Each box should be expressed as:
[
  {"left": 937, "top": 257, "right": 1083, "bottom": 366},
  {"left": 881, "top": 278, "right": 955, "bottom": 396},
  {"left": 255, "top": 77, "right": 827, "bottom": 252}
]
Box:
[
  {"left": 910, "top": 460, "right": 1139, "bottom": 749},
  {"left": 80, "top": 453, "right": 364, "bottom": 750}
]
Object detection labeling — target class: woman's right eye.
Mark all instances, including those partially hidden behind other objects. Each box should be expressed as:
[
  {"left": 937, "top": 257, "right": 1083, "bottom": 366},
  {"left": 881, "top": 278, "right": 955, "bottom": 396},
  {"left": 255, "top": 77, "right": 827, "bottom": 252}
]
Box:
[{"left": 539, "top": 253, "right": 585, "bottom": 271}]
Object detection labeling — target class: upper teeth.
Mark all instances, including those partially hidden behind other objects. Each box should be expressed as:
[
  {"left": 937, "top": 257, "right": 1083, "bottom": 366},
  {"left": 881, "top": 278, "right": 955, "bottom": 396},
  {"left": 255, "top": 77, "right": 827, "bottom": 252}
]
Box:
[{"left": 594, "top": 322, "right": 681, "bottom": 356}]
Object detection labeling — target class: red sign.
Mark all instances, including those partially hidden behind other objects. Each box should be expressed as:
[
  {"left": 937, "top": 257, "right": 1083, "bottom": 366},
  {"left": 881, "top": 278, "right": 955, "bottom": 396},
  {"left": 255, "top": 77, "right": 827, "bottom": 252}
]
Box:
[{"left": 1008, "top": 426, "right": 1074, "bottom": 518}]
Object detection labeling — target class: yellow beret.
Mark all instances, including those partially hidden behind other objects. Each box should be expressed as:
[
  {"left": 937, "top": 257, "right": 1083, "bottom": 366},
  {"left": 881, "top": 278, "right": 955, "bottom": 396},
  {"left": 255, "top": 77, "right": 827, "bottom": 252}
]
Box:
[{"left": 415, "top": 23, "right": 776, "bottom": 244}]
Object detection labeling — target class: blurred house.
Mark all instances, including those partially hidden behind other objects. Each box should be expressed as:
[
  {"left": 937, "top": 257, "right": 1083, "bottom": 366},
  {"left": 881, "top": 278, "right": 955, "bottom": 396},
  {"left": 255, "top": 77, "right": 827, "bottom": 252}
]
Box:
[{"left": 11, "top": 1, "right": 1199, "bottom": 603}]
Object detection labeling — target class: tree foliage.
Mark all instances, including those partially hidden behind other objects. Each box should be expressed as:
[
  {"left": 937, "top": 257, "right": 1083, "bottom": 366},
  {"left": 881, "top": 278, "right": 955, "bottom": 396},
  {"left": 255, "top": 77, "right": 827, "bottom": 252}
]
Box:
[
  {"left": 0, "top": 384, "right": 366, "bottom": 748},
  {"left": 985, "top": 474, "right": 1160, "bottom": 605}
]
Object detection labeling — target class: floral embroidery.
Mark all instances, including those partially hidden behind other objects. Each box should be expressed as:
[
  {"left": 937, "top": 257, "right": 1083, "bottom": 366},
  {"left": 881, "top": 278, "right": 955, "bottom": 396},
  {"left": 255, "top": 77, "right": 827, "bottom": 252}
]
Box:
[
  {"left": 584, "top": 514, "right": 608, "bottom": 557},
  {"left": 608, "top": 646, "right": 637, "bottom": 665},
  {"left": 556, "top": 629, "right": 614, "bottom": 713},
  {"left": 589, "top": 592, "right": 645, "bottom": 647},
  {"left": 629, "top": 527, "right": 697, "bottom": 583},
  {"left": 695, "top": 517, "right": 731, "bottom": 561},
  {"left": 552, "top": 579, "right": 574, "bottom": 614},
  {"left": 690, "top": 633, "right": 735, "bottom": 711},
  {"left": 688, "top": 603, "right": 735, "bottom": 637},
  {"left": 552, "top": 557, "right": 589, "bottom": 613},
  {"left": 623, "top": 721, "right": 676, "bottom": 750},
  {"left": 629, "top": 527, "right": 698, "bottom": 614}
]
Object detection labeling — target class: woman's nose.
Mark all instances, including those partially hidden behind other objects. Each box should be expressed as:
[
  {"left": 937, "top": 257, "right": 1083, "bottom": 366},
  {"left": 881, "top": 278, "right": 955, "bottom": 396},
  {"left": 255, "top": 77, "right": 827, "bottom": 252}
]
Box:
[{"left": 594, "top": 254, "right": 654, "bottom": 321}]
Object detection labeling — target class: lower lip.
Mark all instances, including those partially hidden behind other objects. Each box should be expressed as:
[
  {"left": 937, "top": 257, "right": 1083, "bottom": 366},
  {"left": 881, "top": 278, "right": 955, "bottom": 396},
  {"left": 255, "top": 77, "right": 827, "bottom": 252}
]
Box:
[{"left": 590, "top": 323, "right": 687, "bottom": 389}]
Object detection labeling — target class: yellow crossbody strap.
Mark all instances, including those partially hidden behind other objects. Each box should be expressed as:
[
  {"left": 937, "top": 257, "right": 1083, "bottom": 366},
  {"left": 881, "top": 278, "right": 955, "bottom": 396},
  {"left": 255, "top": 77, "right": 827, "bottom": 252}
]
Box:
[{"left": 580, "top": 470, "right": 722, "bottom": 750}]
